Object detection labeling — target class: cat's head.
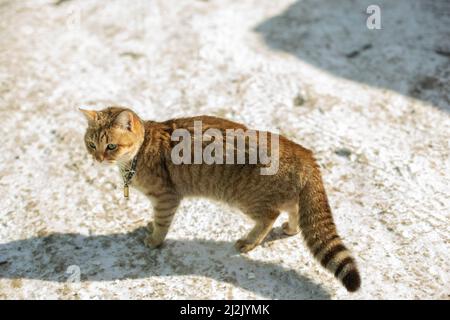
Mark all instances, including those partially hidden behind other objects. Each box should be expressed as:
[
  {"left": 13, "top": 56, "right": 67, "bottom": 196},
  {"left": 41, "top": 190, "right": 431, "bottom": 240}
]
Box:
[{"left": 80, "top": 107, "right": 145, "bottom": 165}]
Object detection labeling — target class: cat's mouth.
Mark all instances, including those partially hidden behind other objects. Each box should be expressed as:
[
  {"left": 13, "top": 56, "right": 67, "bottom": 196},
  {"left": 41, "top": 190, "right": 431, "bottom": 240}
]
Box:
[{"left": 95, "top": 157, "right": 116, "bottom": 165}]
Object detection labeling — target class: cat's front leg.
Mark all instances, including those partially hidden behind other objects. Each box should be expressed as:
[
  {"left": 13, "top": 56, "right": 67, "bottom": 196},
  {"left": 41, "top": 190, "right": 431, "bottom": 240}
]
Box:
[{"left": 145, "top": 191, "right": 181, "bottom": 248}]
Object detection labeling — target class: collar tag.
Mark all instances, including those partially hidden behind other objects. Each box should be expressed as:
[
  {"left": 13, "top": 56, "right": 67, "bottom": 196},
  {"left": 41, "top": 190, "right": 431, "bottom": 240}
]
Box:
[{"left": 122, "top": 156, "right": 138, "bottom": 198}]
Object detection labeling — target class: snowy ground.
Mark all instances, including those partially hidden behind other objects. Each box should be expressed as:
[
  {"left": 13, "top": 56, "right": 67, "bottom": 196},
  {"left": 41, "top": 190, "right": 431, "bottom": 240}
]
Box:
[{"left": 0, "top": 0, "right": 449, "bottom": 299}]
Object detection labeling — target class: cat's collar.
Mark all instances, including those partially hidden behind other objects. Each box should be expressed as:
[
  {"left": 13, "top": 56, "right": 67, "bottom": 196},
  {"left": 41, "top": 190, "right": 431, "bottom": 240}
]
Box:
[{"left": 122, "top": 156, "right": 138, "bottom": 198}]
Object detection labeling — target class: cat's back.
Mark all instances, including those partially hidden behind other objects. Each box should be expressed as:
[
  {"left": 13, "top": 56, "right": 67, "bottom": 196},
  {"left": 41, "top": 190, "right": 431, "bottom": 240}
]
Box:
[
  {"left": 162, "top": 115, "right": 248, "bottom": 132},
  {"left": 162, "top": 115, "right": 312, "bottom": 160},
  {"left": 158, "top": 115, "right": 313, "bottom": 205}
]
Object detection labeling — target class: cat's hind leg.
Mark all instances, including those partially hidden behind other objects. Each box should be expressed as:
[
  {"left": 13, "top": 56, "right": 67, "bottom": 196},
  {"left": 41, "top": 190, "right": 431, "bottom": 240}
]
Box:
[
  {"left": 282, "top": 202, "right": 300, "bottom": 236},
  {"left": 235, "top": 209, "right": 280, "bottom": 253},
  {"left": 145, "top": 191, "right": 181, "bottom": 248}
]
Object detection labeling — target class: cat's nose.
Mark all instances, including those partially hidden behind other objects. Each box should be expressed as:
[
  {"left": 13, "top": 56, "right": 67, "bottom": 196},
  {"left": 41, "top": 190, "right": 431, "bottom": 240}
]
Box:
[{"left": 96, "top": 153, "right": 104, "bottom": 162}]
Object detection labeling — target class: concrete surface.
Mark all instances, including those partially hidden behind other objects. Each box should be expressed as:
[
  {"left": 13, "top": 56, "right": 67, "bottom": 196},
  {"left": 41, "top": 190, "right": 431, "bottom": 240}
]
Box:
[{"left": 0, "top": 0, "right": 449, "bottom": 299}]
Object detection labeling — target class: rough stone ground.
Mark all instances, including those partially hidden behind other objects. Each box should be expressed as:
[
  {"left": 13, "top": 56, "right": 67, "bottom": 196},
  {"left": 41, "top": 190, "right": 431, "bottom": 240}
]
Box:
[{"left": 0, "top": 0, "right": 449, "bottom": 299}]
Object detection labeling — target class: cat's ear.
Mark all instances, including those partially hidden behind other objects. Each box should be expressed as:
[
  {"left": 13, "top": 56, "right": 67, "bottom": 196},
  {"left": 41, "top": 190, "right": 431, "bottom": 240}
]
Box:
[
  {"left": 114, "top": 110, "right": 138, "bottom": 131},
  {"left": 79, "top": 108, "right": 98, "bottom": 123}
]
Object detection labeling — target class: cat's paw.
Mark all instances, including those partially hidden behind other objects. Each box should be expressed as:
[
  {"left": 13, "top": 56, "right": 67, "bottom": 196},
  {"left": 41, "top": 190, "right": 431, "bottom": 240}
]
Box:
[
  {"left": 282, "top": 222, "right": 300, "bottom": 236},
  {"left": 235, "top": 239, "right": 257, "bottom": 253},
  {"left": 144, "top": 235, "right": 163, "bottom": 249},
  {"left": 147, "top": 221, "right": 154, "bottom": 234}
]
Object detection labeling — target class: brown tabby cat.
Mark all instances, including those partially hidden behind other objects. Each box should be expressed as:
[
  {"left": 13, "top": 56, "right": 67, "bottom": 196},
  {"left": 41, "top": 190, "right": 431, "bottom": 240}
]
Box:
[{"left": 80, "top": 106, "right": 361, "bottom": 292}]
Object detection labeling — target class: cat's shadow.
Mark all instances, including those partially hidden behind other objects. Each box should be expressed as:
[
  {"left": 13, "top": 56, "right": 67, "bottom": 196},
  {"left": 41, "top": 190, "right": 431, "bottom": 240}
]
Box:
[{"left": 0, "top": 227, "right": 330, "bottom": 299}]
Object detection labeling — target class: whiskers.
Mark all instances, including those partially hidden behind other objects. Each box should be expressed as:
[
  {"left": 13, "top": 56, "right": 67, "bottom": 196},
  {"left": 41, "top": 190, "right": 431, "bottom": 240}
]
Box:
[{"left": 116, "top": 158, "right": 131, "bottom": 170}]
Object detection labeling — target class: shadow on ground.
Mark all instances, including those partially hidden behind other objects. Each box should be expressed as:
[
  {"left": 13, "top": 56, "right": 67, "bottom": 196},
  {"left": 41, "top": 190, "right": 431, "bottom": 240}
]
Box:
[
  {"left": 254, "top": 0, "right": 450, "bottom": 112},
  {"left": 0, "top": 227, "right": 330, "bottom": 299}
]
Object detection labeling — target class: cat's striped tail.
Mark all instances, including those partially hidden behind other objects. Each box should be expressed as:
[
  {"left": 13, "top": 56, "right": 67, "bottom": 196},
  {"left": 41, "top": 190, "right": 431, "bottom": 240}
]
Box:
[{"left": 298, "top": 167, "right": 361, "bottom": 292}]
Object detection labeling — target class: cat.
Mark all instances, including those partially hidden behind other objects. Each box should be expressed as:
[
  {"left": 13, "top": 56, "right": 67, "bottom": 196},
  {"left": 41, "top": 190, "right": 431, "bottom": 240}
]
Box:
[{"left": 80, "top": 106, "right": 361, "bottom": 292}]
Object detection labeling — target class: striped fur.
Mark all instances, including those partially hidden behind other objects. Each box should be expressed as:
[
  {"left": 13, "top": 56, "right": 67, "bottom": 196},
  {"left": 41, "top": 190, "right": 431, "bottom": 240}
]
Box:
[
  {"left": 299, "top": 170, "right": 361, "bottom": 292},
  {"left": 81, "top": 106, "right": 361, "bottom": 292}
]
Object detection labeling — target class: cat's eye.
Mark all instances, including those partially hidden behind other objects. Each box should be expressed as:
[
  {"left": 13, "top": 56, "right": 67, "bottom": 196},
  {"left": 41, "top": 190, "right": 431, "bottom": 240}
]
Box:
[
  {"left": 88, "top": 142, "right": 96, "bottom": 149},
  {"left": 107, "top": 144, "right": 118, "bottom": 151}
]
